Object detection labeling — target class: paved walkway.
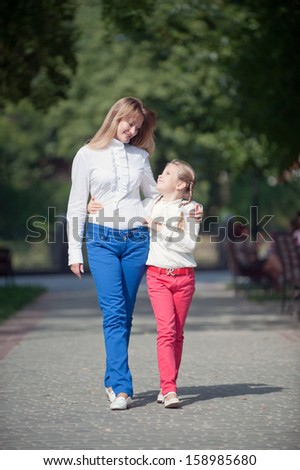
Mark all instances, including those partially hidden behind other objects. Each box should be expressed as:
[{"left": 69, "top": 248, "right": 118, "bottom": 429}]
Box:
[{"left": 0, "top": 271, "right": 299, "bottom": 450}]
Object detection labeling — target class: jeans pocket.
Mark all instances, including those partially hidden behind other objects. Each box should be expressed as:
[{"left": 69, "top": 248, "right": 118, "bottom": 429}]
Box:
[
  {"left": 129, "top": 232, "right": 149, "bottom": 243},
  {"left": 86, "top": 230, "right": 108, "bottom": 246}
]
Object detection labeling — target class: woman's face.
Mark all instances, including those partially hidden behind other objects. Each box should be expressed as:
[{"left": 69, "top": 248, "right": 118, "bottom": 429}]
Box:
[{"left": 115, "top": 113, "right": 144, "bottom": 144}]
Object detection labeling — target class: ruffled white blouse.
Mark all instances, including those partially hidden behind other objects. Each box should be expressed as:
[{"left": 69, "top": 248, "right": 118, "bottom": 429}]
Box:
[{"left": 66, "top": 139, "right": 158, "bottom": 265}]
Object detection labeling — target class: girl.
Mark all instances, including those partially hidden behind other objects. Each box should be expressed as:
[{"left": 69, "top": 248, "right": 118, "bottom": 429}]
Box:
[{"left": 145, "top": 159, "right": 200, "bottom": 408}]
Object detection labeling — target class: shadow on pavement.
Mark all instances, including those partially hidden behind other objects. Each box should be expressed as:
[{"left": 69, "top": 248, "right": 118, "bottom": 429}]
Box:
[{"left": 132, "top": 383, "right": 284, "bottom": 408}]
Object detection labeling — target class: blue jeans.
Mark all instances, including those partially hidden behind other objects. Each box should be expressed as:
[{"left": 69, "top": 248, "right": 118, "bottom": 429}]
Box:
[{"left": 86, "top": 223, "right": 150, "bottom": 397}]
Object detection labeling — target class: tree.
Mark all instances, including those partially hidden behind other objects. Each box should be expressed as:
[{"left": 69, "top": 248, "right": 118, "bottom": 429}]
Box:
[
  {"left": 1, "top": 0, "right": 298, "bottom": 248},
  {"left": 228, "top": 0, "right": 300, "bottom": 170},
  {"left": 100, "top": 0, "right": 300, "bottom": 173},
  {"left": 36, "top": 0, "right": 288, "bottom": 209},
  {"left": 0, "top": 0, "right": 78, "bottom": 109}
]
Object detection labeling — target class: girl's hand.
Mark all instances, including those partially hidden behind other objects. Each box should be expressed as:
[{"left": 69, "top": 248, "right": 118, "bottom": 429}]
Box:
[
  {"left": 189, "top": 203, "right": 203, "bottom": 222},
  {"left": 87, "top": 196, "right": 104, "bottom": 214},
  {"left": 144, "top": 217, "right": 163, "bottom": 232},
  {"left": 70, "top": 263, "right": 84, "bottom": 279}
]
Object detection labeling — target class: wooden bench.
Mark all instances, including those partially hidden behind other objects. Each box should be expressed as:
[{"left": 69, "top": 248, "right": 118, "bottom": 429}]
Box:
[
  {"left": 0, "top": 248, "right": 14, "bottom": 284},
  {"left": 273, "top": 232, "right": 300, "bottom": 319},
  {"left": 226, "top": 241, "right": 271, "bottom": 295}
]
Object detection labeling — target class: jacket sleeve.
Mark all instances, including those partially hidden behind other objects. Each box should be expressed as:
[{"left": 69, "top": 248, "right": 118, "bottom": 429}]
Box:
[
  {"left": 140, "top": 154, "right": 159, "bottom": 199},
  {"left": 66, "top": 149, "right": 90, "bottom": 265}
]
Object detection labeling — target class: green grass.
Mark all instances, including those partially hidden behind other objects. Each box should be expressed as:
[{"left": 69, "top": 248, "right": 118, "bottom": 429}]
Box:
[
  {"left": 0, "top": 285, "right": 46, "bottom": 323},
  {"left": 226, "top": 281, "right": 282, "bottom": 302},
  {"left": 247, "top": 292, "right": 282, "bottom": 302}
]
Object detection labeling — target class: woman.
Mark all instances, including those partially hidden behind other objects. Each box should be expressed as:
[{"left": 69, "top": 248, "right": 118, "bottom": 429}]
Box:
[
  {"left": 67, "top": 97, "right": 202, "bottom": 410},
  {"left": 67, "top": 97, "right": 158, "bottom": 411}
]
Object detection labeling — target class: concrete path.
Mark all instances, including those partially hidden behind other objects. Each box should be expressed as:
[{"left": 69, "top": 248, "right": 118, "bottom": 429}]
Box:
[{"left": 0, "top": 271, "right": 299, "bottom": 450}]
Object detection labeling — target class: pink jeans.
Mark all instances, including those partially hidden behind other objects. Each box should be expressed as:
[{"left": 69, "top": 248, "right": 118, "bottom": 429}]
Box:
[{"left": 146, "top": 267, "right": 195, "bottom": 396}]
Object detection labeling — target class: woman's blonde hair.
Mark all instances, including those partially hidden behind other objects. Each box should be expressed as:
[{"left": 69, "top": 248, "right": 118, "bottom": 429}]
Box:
[{"left": 88, "top": 97, "right": 156, "bottom": 155}]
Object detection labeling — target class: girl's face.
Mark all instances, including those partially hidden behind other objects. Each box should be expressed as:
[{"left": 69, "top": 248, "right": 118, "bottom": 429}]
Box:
[
  {"left": 157, "top": 164, "right": 181, "bottom": 194},
  {"left": 115, "top": 113, "right": 144, "bottom": 143}
]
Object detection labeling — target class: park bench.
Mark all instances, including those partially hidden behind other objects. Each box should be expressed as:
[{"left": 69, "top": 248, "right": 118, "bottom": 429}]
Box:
[
  {"left": 226, "top": 241, "right": 271, "bottom": 295},
  {"left": 0, "top": 247, "right": 14, "bottom": 285},
  {"left": 273, "top": 232, "right": 300, "bottom": 320}
]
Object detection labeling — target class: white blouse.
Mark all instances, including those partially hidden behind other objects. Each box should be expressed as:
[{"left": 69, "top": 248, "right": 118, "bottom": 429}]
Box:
[
  {"left": 66, "top": 139, "right": 158, "bottom": 265},
  {"left": 145, "top": 198, "right": 200, "bottom": 268}
]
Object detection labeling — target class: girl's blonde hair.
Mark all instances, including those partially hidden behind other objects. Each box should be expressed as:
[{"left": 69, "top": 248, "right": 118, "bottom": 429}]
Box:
[
  {"left": 168, "top": 159, "right": 196, "bottom": 206},
  {"left": 88, "top": 97, "right": 156, "bottom": 155},
  {"left": 155, "top": 159, "right": 196, "bottom": 229}
]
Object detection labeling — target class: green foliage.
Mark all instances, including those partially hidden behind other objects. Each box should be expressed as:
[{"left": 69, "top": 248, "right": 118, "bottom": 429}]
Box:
[
  {"left": 0, "top": 99, "right": 69, "bottom": 239},
  {"left": 100, "top": 0, "right": 300, "bottom": 172},
  {"left": 50, "top": 1, "right": 264, "bottom": 180},
  {"left": 101, "top": 0, "right": 154, "bottom": 37},
  {"left": 0, "top": 100, "right": 47, "bottom": 188},
  {"left": 229, "top": 173, "right": 300, "bottom": 230},
  {"left": 227, "top": 0, "right": 300, "bottom": 170},
  {"left": 0, "top": 0, "right": 299, "bottom": 257},
  {"left": 0, "top": 0, "right": 78, "bottom": 109}
]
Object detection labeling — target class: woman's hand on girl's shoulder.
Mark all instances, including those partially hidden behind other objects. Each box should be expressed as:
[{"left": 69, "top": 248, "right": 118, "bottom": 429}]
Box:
[
  {"left": 188, "top": 202, "right": 203, "bottom": 222},
  {"left": 143, "top": 217, "right": 163, "bottom": 232}
]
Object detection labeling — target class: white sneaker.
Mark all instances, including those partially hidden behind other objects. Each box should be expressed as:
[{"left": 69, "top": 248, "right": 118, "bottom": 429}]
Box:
[
  {"left": 164, "top": 392, "right": 180, "bottom": 409},
  {"left": 105, "top": 387, "right": 116, "bottom": 403},
  {"left": 157, "top": 390, "right": 164, "bottom": 403},
  {"left": 110, "top": 396, "right": 132, "bottom": 410}
]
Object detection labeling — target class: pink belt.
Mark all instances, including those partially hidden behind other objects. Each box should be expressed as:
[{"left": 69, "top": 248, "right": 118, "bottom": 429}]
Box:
[{"left": 147, "top": 266, "right": 194, "bottom": 276}]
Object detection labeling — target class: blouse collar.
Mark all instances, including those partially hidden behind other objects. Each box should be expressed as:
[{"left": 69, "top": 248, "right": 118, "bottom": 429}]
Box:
[{"left": 110, "top": 138, "right": 125, "bottom": 148}]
